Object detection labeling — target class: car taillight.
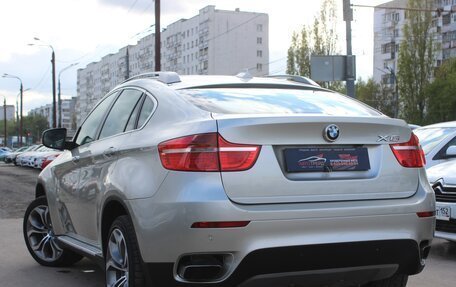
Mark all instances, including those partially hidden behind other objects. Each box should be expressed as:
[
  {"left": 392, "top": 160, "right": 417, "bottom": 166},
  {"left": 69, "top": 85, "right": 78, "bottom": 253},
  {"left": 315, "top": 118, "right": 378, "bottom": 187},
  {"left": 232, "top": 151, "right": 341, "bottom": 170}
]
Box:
[
  {"left": 158, "top": 133, "right": 261, "bottom": 172},
  {"left": 218, "top": 135, "right": 261, "bottom": 171},
  {"left": 390, "top": 133, "right": 426, "bottom": 168}
]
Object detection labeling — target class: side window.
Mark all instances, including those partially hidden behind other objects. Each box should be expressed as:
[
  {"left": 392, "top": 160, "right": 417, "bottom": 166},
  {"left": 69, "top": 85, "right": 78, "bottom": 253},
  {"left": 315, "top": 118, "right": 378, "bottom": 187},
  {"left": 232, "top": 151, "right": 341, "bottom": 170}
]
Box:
[
  {"left": 124, "top": 95, "right": 144, "bottom": 132},
  {"left": 435, "top": 136, "right": 456, "bottom": 160},
  {"left": 136, "top": 96, "right": 155, "bottom": 128},
  {"left": 445, "top": 136, "right": 456, "bottom": 156},
  {"left": 99, "top": 89, "right": 143, "bottom": 139},
  {"left": 75, "top": 92, "right": 118, "bottom": 146}
]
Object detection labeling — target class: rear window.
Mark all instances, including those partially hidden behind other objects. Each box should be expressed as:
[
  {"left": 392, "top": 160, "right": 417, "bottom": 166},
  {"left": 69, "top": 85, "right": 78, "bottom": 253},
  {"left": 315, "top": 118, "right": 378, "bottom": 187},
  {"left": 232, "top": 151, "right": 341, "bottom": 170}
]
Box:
[{"left": 178, "top": 88, "right": 381, "bottom": 116}]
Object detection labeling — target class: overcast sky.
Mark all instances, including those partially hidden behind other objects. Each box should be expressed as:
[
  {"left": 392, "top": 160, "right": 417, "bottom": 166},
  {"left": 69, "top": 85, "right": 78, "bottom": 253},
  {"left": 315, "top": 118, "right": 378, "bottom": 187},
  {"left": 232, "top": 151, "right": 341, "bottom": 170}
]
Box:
[{"left": 0, "top": 0, "right": 388, "bottom": 115}]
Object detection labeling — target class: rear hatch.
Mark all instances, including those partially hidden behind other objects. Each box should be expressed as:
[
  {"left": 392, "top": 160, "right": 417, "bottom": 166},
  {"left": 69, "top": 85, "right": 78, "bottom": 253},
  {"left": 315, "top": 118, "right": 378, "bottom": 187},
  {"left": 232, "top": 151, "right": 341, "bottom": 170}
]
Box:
[
  {"left": 216, "top": 114, "right": 415, "bottom": 204},
  {"left": 178, "top": 86, "right": 417, "bottom": 204}
]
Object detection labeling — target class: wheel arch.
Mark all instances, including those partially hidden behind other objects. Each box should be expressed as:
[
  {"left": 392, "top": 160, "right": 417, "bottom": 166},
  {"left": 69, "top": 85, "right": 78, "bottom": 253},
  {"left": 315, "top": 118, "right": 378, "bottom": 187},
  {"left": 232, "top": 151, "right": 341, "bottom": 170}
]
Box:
[
  {"left": 35, "top": 183, "right": 46, "bottom": 199},
  {"left": 101, "top": 196, "right": 132, "bottom": 256}
]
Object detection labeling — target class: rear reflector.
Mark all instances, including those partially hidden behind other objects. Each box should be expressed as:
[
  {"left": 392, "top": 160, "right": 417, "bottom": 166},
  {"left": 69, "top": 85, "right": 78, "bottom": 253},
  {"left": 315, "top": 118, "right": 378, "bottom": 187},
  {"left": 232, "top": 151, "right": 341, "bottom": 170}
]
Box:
[
  {"left": 158, "top": 133, "right": 261, "bottom": 172},
  {"left": 191, "top": 221, "right": 250, "bottom": 228},
  {"left": 390, "top": 133, "right": 426, "bottom": 168},
  {"left": 416, "top": 211, "right": 435, "bottom": 218}
]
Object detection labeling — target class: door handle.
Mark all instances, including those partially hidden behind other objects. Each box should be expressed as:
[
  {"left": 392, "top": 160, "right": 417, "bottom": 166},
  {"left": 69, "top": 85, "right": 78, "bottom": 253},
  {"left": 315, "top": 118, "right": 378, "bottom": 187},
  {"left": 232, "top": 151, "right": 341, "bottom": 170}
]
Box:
[
  {"left": 103, "top": 147, "right": 117, "bottom": 157},
  {"left": 72, "top": 156, "right": 80, "bottom": 163}
]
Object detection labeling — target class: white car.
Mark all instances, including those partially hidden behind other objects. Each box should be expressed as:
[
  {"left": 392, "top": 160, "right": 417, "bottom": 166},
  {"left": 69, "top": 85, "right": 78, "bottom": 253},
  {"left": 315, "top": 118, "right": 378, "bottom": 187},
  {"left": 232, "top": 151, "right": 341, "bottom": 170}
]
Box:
[
  {"left": 23, "top": 72, "right": 434, "bottom": 287},
  {"left": 16, "top": 145, "right": 43, "bottom": 166},
  {"left": 34, "top": 151, "right": 62, "bottom": 169},
  {"left": 414, "top": 121, "right": 456, "bottom": 168},
  {"left": 427, "top": 160, "right": 456, "bottom": 241}
]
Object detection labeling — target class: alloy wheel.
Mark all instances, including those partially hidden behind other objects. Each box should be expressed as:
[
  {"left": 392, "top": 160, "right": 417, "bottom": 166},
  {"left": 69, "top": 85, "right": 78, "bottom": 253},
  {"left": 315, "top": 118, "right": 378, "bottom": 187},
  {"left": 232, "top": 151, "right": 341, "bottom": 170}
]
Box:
[
  {"left": 106, "top": 228, "right": 129, "bottom": 287},
  {"left": 25, "top": 205, "right": 63, "bottom": 262}
]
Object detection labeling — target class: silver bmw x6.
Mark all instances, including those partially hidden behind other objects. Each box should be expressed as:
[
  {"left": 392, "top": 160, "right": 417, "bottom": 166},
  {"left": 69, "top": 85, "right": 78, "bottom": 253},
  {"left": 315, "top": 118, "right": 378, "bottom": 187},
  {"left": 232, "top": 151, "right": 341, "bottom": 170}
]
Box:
[{"left": 23, "top": 72, "right": 435, "bottom": 287}]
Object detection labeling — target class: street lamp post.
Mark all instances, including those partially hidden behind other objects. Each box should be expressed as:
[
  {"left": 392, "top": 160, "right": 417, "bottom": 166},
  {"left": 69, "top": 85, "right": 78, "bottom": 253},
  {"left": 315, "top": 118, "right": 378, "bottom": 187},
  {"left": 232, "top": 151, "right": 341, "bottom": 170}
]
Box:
[
  {"left": 155, "top": 0, "right": 161, "bottom": 71},
  {"left": 51, "top": 48, "right": 56, "bottom": 128},
  {"left": 58, "top": 62, "right": 78, "bottom": 128},
  {"left": 15, "top": 93, "right": 18, "bottom": 145},
  {"left": 3, "top": 96, "right": 6, "bottom": 147},
  {"left": 2, "top": 74, "right": 23, "bottom": 146},
  {"left": 15, "top": 88, "right": 30, "bottom": 147},
  {"left": 30, "top": 38, "right": 57, "bottom": 128}
]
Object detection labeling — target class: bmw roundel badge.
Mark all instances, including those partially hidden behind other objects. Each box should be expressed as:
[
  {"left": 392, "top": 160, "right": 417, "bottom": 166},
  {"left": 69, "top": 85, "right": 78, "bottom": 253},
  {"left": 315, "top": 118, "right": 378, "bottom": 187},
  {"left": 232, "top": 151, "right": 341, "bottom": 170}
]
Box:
[{"left": 324, "top": 124, "right": 340, "bottom": 142}]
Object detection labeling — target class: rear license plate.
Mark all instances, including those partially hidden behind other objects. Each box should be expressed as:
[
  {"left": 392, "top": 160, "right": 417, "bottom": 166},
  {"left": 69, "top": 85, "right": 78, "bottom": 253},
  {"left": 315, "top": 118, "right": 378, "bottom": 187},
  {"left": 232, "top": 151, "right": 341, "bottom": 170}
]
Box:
[
  {"left": 436, "top": 204, "right": 451, "bottom": 221},
  {"left": 284, "top": 147, "right": 370, "bottom": 173}
]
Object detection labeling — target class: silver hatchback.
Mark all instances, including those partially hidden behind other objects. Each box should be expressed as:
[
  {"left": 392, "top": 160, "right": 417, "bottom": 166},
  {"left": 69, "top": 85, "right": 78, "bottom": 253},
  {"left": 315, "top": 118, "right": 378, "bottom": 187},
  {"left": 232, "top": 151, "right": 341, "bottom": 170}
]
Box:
[{"left": 23, "top": 72, "right": 435, "bottom": 287}]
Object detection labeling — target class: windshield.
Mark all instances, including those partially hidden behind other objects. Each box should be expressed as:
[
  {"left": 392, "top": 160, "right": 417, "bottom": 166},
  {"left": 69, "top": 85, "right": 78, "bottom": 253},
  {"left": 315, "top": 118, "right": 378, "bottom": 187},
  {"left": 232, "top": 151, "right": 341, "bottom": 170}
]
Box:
[
  {"left": 414, "top": 127, "right": 456, "bottom": 154},
  {"left": 179, "top": 88, "right": 381, "bottom": 116}
]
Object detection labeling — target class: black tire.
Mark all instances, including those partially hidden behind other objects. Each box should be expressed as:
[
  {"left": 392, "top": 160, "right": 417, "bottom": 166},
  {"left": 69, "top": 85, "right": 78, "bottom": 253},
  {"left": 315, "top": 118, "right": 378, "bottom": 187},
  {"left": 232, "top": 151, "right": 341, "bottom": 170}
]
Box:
[
  {"left": 23, "top": 196, "right": 83, "bottom": 267},
  {"left": 365, "top": 274, "right": 408, "bottom": 287},
  {"left": 105, "top": 215, "right": 145, "bottom": 287}
]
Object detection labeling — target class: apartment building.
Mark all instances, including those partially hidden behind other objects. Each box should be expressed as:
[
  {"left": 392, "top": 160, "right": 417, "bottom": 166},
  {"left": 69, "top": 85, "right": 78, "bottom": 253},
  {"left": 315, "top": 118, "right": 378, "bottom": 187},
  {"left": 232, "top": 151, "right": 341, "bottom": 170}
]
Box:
[
  {"left": 29, "top": 103, "right": 52, "bottom": 129},
  {"left": 29, "top": 97, "right": 77, "bottom": 134},
  {"left": 76, "top": 5, "right": 269, "bottom": 125},
  {"left": 0, "top": 105, "right": 15, "bottom": 121},
  {"left": 373, "top": 0, "right": 408, "bottom": 87},
  {"left": 373, "top": 0, "right": 456, "bottom": 87},
  {"left": 439, "top": 0, "right": 456, "bottom": 60}
]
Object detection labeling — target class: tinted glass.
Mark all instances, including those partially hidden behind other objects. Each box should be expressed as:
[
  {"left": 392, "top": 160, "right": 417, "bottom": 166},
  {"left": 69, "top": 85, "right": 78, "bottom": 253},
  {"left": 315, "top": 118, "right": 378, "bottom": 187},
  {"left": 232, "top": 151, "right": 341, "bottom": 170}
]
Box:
[
  {"left": 99, "top": 89, "right": 143, "bottom": 139},
  {"left": 75, "top": 92, "right": 117, "bottom": 146},
  {"left": 178, "top": 88, "right": 380, "bottom": 116},
  {"left": 137, "top": 96, "right": 154, "bottom": 128},
  {"left": 414, "top": 127, "right": 456, "bottom": 154},
  {"left": 124, "top": 95, "right": 144, "bottom": 132}
]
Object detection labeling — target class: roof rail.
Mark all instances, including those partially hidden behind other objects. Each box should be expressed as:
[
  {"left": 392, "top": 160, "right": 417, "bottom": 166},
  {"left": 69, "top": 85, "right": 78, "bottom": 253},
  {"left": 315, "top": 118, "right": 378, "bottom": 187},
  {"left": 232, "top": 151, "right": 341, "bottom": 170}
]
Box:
[
  {"left": 122, "top": 72, "right": 181, "bottom": 85},
  {"left": 266, "top": 75, "right": 320, "bottom": 87}
]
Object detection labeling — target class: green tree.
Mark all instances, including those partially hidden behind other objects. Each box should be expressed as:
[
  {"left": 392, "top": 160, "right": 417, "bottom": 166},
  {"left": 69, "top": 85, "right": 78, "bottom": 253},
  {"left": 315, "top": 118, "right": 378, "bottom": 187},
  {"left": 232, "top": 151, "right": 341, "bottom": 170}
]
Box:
[
  {"left": 425, "top": 59, "right": 456, "bottom": 123},
  {"left": 286, "top": 0, "right": 342, "bottom": 90},
  {"left": 397, "top": 0, "right": 436, "bottom": 124},
  {"left": 0, "top": 119, "right": 18, "bottom": 145},
  {"left": 22, "top": 114, "right": 49, "bottom": 144},
  {"left": 356, "top": 77, "right": 394, "bottom": 116},
  {"left": 297, "top": 28, "right": 311, "bottom": 77},
  {"left": 286, "top": 32, "right": 298, "bottom": 75}
]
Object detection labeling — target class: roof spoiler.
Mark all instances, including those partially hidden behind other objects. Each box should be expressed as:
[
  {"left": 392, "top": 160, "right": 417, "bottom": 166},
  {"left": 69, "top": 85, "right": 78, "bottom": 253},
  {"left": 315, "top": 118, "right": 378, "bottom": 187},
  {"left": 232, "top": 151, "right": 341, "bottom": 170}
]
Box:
[
  {"left": 122, "top": 72, "right": 181, "bottom": 85},
  {"left": 265, "top": 75, "right": 320, "bottom": 87}
]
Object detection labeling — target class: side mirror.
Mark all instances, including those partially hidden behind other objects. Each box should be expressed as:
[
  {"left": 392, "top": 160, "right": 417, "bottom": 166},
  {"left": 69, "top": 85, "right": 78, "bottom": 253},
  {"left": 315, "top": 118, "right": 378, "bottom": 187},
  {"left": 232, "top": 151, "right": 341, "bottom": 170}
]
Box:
[
  {"left": 42, "top": 128, "right": 74, "bottom": 151},
  {"left": 446, "top": 146, "right": 456, "bottom": 158}
]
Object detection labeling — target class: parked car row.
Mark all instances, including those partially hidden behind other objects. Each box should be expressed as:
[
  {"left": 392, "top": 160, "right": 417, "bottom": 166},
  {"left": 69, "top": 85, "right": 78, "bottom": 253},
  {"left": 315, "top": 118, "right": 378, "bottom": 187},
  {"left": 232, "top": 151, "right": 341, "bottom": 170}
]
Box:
[
  {"left": 414, "top": 121, "right": 456, "bottom": 243},
  {"left": 2, "top": 144, "right": 62, "bottom": 169},
  {"left": 0, "top": 146, "right": 13, "bottom": 161}
]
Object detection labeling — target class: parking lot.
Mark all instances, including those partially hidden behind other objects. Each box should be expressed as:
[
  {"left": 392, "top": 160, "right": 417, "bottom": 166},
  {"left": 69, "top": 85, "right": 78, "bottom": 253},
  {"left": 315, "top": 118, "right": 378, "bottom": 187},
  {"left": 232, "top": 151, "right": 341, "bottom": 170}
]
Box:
[{"left": 1, "top": 162, "right": 456, "bottom": 286}]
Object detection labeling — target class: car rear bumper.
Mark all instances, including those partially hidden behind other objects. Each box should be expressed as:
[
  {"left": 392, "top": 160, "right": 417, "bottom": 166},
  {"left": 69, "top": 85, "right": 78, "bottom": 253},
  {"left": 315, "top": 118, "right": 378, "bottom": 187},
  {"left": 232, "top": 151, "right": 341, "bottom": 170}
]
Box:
[
  {"left": 435, "top": 201, "right": 456, "bottom": 241},
  {"left": 435, "top": 229, "right": 456, "bottom": 241},
  {"left": 143, "top": 239, "right": 428, "bottom": 287},
  {"left": 125, "top": 172, "right": 434, "bottom": 285}
]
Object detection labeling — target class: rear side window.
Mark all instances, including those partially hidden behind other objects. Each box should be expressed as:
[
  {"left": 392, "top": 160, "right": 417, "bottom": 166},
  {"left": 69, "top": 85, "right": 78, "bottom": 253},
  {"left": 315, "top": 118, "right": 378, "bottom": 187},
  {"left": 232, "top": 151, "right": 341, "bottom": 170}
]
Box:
[
  {"left": 75, "top": 92, "right": 118, "bottom": 146},
  {"left": 124, "top": 95, "right": 145, "bottom": 132},
  {"left": 99, "top": 89, "right": 143, "bottom": 140},
  {"left": 178, "top": 88, "right": 380, "bottom": 116},
  {"left": 136, "top": 96, "right": 154, "bottom": 128},
  {"left": 415, "top": 127, "right": 456, "bottom": 155}
]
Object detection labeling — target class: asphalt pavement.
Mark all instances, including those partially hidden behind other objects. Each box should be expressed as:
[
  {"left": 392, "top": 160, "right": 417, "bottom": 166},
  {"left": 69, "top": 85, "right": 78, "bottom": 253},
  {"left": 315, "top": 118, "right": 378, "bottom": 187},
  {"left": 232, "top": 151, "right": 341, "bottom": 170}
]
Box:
[
  {"left": 0, "top": 163, "right": 102, "bottom": 286},
  {"left": 1, "top": 162, "right": 456, "bottom": 286}
]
